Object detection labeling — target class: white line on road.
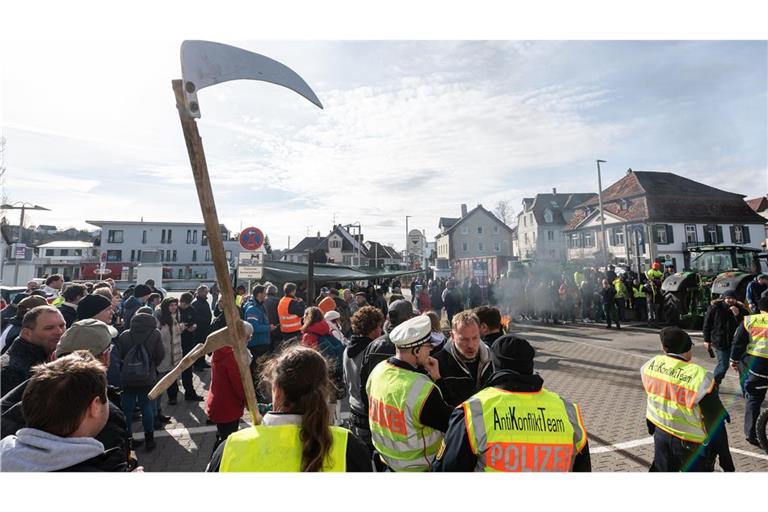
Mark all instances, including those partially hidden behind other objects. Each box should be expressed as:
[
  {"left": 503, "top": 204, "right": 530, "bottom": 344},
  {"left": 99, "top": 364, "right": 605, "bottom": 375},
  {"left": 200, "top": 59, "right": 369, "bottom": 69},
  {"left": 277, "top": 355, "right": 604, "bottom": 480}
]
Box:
[
  {"left": 591, "top": 436, "right": 654, "bottom": 454},
  {"left": 730, "top": 447, "right": 768, "bottom": 461}
]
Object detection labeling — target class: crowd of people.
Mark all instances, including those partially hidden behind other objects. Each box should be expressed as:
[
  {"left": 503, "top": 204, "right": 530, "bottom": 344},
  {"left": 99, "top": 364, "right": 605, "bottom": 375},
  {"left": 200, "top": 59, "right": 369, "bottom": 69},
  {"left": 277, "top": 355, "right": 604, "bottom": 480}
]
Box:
[{"left": 0, "top": 271, "right": 766, "bottom": 473}]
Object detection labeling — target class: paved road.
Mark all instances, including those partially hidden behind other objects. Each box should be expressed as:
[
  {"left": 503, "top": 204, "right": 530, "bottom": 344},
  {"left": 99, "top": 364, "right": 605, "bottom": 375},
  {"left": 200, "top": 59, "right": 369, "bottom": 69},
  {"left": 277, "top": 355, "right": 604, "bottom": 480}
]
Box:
[{"left": 132, "top": 321, "right": 768, "bottom": 472}]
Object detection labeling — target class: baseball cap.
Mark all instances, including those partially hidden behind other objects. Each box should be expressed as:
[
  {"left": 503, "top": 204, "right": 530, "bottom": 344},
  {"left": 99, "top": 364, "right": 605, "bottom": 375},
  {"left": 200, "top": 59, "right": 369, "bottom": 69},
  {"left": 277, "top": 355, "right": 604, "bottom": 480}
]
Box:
[
  {"left": 55, "top": 318, "right": 118, "bottom": 357},
  {"left": 389, "top": 315, "right": 432, "bottom": 349},
  {"left": 387, "top": 299, "right": 415, "bottom": 326}
]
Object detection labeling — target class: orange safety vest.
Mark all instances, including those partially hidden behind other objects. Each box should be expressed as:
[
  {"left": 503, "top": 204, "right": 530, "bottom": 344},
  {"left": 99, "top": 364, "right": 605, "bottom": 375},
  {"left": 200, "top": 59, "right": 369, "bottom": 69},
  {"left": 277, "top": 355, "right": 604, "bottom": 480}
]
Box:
[{"left": 278, "top": 296, "right": 302, "bottom": 333}]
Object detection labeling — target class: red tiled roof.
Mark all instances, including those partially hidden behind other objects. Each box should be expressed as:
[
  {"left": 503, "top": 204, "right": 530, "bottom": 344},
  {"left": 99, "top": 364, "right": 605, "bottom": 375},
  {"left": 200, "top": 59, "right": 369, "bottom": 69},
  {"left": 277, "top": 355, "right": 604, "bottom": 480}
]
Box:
[{"left": 746, "top": 196, "right": 768, "bottom": 213}]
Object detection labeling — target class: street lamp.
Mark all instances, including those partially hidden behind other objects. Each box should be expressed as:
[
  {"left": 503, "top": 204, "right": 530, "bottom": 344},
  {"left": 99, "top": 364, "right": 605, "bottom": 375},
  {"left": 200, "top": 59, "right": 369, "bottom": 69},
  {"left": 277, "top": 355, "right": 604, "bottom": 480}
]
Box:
[
  {"left": 405, "top": 215, "right": 412, "bottom": 267},
  {"left": 595, "top": 160, "right": 608, "bottom": 270},
  {"left": 1, "top": 201, "right": 52, "bottom": 285}
]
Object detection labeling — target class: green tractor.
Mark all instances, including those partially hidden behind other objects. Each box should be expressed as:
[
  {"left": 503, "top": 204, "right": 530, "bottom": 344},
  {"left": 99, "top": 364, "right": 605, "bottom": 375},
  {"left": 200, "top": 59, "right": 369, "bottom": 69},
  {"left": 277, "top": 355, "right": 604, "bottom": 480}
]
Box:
[{"left": 661, "top": 245, "right": 767, "bottom": 328}]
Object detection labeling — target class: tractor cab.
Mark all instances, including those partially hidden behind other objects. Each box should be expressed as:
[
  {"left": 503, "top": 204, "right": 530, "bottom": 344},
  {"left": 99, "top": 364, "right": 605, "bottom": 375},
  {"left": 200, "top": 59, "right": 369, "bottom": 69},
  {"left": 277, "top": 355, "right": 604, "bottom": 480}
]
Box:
[{"left": 686, "top": 245, "right": 763, "bottom": 276}]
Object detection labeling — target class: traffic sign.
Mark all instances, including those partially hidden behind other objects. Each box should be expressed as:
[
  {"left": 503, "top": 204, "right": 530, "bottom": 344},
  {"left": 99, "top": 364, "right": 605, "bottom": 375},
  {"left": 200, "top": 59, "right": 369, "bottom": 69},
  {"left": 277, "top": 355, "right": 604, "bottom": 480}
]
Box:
[
  {"left": 93, "top": 267, "right": 112, "bottom": 276},
  {"left": 239, "top": 227, "right": 264, "bottom": 251},
  {"left": 238, "top": 251, "right": 264, "bottom": 280}
]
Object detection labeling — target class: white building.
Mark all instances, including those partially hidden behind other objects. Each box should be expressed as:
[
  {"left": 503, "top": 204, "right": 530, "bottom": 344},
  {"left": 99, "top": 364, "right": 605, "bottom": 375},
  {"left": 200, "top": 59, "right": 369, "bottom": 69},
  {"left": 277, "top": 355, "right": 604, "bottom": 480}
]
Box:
[{"left": 36, "top": 241, "right": 98, "bottom": 280}]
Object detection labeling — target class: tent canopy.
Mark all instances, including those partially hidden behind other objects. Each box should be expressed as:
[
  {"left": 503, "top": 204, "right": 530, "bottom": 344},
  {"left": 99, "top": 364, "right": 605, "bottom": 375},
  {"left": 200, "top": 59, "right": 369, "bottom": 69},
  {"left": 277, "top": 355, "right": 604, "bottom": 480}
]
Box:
[{"left": 256, "top": 260, "right": 424, "bottom": 285}]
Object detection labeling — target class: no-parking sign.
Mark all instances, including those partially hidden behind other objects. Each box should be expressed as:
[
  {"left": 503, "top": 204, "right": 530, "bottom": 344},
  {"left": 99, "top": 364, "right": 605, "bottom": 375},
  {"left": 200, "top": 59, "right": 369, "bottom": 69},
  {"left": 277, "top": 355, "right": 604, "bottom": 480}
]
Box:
[{"left": 239, "top": 226, "right": 264, "bottom": 251}]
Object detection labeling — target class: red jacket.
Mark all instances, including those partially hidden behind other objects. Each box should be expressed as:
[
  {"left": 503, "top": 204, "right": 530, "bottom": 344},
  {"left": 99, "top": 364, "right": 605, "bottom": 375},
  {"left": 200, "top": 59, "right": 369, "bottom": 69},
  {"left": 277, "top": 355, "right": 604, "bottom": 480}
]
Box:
[
  {"left": 301, "top": 320, "right": 331, "bottom": 351},
  {"left": 205, "top": 346, "right": 245, "bottom": 424}
]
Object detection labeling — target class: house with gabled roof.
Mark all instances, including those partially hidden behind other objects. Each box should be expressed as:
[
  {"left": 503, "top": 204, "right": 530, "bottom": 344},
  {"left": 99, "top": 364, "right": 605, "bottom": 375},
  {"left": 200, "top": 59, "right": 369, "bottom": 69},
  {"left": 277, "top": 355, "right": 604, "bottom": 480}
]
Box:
[
  {"left": 435, "top": 203, "right": 514, "bottom": 262},
  {"left": 516, "top": 188, "right": 596, "bottom": 261},
  {"left": 564, "top": 169, "right": 766, "bottom": 271},
  {"left": 746, "top": 195, "right": 768, "bottom": 246}
]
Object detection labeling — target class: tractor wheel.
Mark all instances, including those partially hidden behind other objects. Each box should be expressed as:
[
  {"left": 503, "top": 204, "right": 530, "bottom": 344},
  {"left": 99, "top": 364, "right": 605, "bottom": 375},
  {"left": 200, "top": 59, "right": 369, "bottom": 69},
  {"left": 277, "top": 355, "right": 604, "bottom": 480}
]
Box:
[{"left": 663, "top": 291, "right": 682, "bottom": 326}]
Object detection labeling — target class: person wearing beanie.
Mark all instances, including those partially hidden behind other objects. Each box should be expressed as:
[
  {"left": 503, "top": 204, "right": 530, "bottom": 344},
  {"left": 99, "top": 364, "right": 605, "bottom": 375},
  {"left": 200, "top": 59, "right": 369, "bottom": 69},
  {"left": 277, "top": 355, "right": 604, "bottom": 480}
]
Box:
[
  {"left": 702, "top": 290, "right": 749, "bottom": 386},
  {"left": 730, "top": 295, "right": 768, "bottom": 448},
  {"left": 641, "top": 326, "right": 732, "bottom": 472},
  {"left": 77, "top": 294, "right": 114, "bottom": 323},
  {"left": 365, "top": 315, "right": 452, "bottom": 471},
  {"left": 122, "top": 284, "right": 152, "bottom": 329},
  {"left": 434, "top": 334, "right": 590, "bottom": 472}
]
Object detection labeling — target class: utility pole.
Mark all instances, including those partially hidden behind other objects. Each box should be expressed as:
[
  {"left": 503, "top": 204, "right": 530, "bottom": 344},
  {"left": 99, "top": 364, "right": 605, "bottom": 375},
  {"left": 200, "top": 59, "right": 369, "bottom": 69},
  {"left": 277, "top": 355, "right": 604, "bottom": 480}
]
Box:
[
  {"left": 405, "top": 215, "right": 412, "bottom": 268},
  {"left": 1, "top": 202, "right": 51, "bottom": 285},
  {"left": 595, "top": 160, "right": 608, "bottom": 270}
]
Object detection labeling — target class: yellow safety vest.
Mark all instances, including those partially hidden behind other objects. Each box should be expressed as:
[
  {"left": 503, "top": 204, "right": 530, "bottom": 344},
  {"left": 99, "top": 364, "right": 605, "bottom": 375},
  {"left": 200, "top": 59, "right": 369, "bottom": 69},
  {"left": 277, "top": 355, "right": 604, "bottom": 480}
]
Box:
[
  {"left": 743, "top": 313, "right": 768, "bottom": 359},
  {"left": 220, "top": 424, "right": 349, "bottom": 472},
  {"left": 641, "top": 355, "right": 714, "bottom": 443},
  {"left": 646, "top": 269, "right": 664, "bottom": 281},
  {"left": 462, "top": 386, "right": 587, "bottom": 472},
  {"left": 632, "top": 286, "right": 646, "bottom": 299},
  {"left": 574, "top": 272, "right": 585, "bottom": 287},
  {"left": 613, "top": 279, "right": 628, "bottom": 299},
  {"left": 366, "top": 361, "right": 444, "bottom": 471}
]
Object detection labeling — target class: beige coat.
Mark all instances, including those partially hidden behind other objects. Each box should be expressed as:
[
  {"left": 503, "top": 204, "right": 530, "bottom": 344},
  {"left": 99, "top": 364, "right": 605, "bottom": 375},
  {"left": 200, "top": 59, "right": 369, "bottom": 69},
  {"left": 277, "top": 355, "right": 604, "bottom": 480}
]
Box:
[{"left": 157, "top": 317, "right": 184, "bottom": 373}]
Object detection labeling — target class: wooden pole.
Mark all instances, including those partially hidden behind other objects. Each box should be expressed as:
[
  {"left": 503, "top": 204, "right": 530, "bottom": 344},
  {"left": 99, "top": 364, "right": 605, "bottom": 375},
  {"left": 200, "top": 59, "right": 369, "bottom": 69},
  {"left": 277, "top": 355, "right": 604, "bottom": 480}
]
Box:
[{"left": 172, "top": 79, "right": 262, "bottom": 426}]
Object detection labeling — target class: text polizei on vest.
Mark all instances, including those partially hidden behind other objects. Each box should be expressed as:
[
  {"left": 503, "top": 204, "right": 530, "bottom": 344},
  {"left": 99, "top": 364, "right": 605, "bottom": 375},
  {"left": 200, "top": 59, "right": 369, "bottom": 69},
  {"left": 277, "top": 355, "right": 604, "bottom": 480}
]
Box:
[{"left": 493, "top": 406, "right": 566, "bottom": 433}]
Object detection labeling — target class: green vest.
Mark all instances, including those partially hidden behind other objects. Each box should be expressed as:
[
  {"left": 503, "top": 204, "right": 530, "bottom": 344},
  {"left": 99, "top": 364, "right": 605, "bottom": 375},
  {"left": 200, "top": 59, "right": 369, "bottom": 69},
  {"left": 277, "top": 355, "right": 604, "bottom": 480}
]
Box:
[
  {"left": 613, "top": 280, "right": 628, "bottom": 299},
  {"left": 632, "top": 285, "right": 645, "bottom": 299},
  {"left": 641, "top": 355, "right": 713, "bottom": 443},
  {"left": 743, "top": 313, "right": 768, "bottom": 359},
  {"left": 366, "top": 361, "right": 444, "bottom": 471},
  {"left": 462, "top": 386, "right": 587, "bottom": 472},
  {"left": 220, "top": 424, "right": 349, "bottom": 472}
]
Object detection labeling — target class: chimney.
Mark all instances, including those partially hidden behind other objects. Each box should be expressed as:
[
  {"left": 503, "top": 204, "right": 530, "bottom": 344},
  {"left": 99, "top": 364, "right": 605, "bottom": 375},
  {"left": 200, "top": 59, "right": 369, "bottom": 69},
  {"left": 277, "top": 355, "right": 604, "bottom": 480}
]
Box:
[
  {"left": 461, "top": 204, "right": 468, "bottom": 217},
  {"left": 627, "top": 168, "right": 633, "bottom": 175},
  {"left": 317, "top": 231, "right": 320, "bottom": 238},
  {"left": 552, "top": 187, "right": 557, "bottom": 195}
]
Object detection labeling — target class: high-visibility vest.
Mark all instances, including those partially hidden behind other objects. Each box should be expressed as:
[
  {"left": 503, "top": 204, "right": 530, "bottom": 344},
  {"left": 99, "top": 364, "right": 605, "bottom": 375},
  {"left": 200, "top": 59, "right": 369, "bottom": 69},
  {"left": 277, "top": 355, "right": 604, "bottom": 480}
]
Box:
[
  {"left": 632, "top": 286, "right": 646, "bottom": 299},
  {"left": 278, "top": 296, "right": 301, "bottom": 333},
  {"left": 220, "top": 424, "right": 349, "bottom": 472},
  {"left": 574, "top": 272, "right": 585, "bottom": 287},
  {"left": 462, "top": 386, "right": 587, "bottom": 472},
  {"left": 366, "top": 361, "right": 444, "bottom": 471},
  {"left": 743, "top": 313, "right": 768, "bottom": 359},
  {"left": 640, "top": 354, "right": 713, "bottom": 443},
  {"left": 646, "top": 269, "right": 664, "bottom": 281},
  {"left": 613, "top": 279, "right": 628, "bottom": 299}
]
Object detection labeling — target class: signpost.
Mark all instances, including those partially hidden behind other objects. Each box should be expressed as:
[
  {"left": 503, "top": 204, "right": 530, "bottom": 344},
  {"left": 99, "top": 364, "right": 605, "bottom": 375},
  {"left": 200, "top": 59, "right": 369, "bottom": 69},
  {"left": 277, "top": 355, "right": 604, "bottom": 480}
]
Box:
[{"left": 239, "top": 226, "right": 264, "bottom": 251}]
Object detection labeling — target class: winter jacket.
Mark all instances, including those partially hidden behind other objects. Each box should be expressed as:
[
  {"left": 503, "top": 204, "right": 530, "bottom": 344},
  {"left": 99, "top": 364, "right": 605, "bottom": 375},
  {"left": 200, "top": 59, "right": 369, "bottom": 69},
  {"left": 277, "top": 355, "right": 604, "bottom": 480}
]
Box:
[
  {"left": 0, "top": 317, "right": 22, "bottom": 355},
  {"left": 433, "top": 370, "right": 591, "bottom": 472},
  {"left": 121, "top": 295, "right": 143, "bottom": 328},
  {"left": 746, "top": 279, "right": 767, "bottom": 310},
  {"left": 417, "top": 291, "right": 432, "bottom": 313},
  {"left": 302, "top": 320, "right": 344, "bottom": 375},
  {"left": 116, "top": 314, "right": 164, "bottom": 389},
  {"left": 157, "top": 317, "right": 183, "bottom": 373},
  {"left": 0, "top": 337, "right": 49, "bottom": 396},
  {"left": 434, "top": 339, "right": 493, "bottom": 407},
  {"left": 301, "top": 320, "right": 333, "bottom": 351},
  {"left": 192, "top": 297, "right": 213, "bottom": 343},
  {"left": 469, "top": 284, "right": 483, "bottom": 308},
  {"left": 600, "top": 286, "right": 616, "bottom": 304},
  {"left": 58, "top": 303, "right": 78, "bottom": 328},
  {"left": 179, "top": 304, "right": 198, "bottom": 347},
  {"left": 244, "top": 299, "right": 271, "bottom": 348},
  {"left": 264, "top": 295, "right": 281, "bottom": 343},
  {"left": 205, "top": 346, "right": 246, "bottom": 424},
  {"left": 429, "top": 286, "right": 444, "bottom": 311},
  {"left": 702, "top": 300, "right": 748, "bottom": 350},
  {"left": 0, "top": 428, "right": 126, "bottom": 472},
  {"left": 343, "top": 335, "right": 375, "bottom": 419},
  {"left": 442, "top": 288, "right": 464, "bottom": 317}
]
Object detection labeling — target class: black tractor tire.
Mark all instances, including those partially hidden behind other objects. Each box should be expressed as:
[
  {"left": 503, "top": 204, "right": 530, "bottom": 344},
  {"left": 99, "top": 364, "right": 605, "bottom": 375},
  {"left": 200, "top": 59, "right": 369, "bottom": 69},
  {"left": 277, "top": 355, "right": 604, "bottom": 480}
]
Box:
[
  {"left": 757, "top": 407, "right": 768, "bottom": 455},
  {"left": 663, "top": 291, "right": 682, "bottom": 326}
]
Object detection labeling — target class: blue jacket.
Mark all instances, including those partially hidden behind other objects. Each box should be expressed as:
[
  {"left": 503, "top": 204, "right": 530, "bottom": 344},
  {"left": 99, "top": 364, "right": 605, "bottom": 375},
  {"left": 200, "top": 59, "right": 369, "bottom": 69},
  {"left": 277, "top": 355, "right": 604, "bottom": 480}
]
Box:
[
  {"left": 745, "top": 279, "right": 766, "bottom": 309},
  {"left": 244, "top": 299, "right": 271, "bottom": 348}
]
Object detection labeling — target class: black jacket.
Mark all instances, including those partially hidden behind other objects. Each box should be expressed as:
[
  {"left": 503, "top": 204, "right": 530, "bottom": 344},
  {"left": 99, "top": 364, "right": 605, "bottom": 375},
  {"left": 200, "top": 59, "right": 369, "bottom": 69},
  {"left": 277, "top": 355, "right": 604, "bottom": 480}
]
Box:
[
  {"left": 702, "top": 300, "right": 748, "bottom": 350},
  {"left": 442, "top": 289, "right": 463, "bottom": 316},
  {"left": 0, "top": 316, "right": 23, "bottom": 355},
  {"left": 481, "top": 331, "right": 503, "bottom": 348},
  {"left": 433, "top": 370, "right": 591, "bottom": 472},
  {"left": 434, "top": 340, "right": 493, "bottom": 407},
  {"left": 116, "top": 314, "right": 164, "bottom": 389},
  {"left": 358, "top": 332, "right": 396, "bottom": 419},
  {"left": 55, "top": 446, "right": 129, "bottom": 472},
  {"left": 0, "top": 337, "right": 49, "bottom": 396},
  {"left": 58, "top": 303, "right": 78, "bottom": 328},
  {"left": 191, "top": 297, "right": 213, "bottom": 343},
  {"left": 179, "top": 304, "right": 198, "bottom": 345}
]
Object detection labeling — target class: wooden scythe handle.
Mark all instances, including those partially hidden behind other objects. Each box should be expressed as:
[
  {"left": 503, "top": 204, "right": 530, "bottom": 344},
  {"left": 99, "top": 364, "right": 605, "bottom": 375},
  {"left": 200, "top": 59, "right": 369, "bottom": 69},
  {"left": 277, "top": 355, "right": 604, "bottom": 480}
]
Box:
[{"left": 171, "top": 79, "right": 262, "bottom": 426}]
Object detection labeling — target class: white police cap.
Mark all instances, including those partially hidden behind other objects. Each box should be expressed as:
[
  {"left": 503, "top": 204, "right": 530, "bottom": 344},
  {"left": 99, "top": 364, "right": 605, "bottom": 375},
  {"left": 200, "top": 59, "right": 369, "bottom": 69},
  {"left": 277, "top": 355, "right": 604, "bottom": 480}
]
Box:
[{"left": 390, "top": 315, "right": 432, "bottom": 349}]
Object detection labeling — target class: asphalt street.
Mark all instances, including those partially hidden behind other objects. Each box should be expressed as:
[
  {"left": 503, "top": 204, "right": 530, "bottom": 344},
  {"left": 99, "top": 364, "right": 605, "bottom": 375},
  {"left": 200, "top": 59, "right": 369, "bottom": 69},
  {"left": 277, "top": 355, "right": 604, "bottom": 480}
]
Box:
[{"left": 133, "top": 321, "right": 768, "bottom": 472}]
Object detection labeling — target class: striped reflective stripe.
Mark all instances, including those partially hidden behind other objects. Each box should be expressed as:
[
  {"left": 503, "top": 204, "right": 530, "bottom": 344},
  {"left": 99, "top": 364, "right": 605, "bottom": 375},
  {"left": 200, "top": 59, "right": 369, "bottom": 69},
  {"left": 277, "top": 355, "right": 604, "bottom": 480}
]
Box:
[
  {"left": 745, "top": 315, "right": 768, "bottom": 358},
  {"left": 562, "top": 400, "right": 586, "bottom": 469},
  {"left": 646, "top": 402, "right": 706, "bottom": 443},
  {"left": 467, "top": 398, "right": 488, "bottom": 472}
]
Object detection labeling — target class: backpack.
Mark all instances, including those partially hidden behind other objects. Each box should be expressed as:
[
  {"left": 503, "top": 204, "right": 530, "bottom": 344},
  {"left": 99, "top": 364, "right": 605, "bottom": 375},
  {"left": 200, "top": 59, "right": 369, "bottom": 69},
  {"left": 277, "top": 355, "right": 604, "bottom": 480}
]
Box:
[{"left": 120, "top": 332, "right": 155, "bottom": 387}]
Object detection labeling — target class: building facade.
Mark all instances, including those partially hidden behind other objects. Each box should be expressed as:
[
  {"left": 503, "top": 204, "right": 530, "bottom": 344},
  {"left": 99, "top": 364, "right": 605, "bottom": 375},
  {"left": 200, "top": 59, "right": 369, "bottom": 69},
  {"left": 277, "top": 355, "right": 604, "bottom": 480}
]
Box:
[
  {"left": 435, "top": 203, "right": 514, "bottom": 270},
  {"left": 36, "top": 241, "right": 98, "bottom": 280}
]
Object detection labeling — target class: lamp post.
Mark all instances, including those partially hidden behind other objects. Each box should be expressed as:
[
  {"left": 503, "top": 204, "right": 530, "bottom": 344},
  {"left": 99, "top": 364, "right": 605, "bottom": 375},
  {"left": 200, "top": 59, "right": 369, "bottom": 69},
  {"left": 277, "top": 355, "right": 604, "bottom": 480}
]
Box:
[
  {"left": 405, "top": 215, "right": 412, "bottom": 268},
  {"left": 0, "top": 202, "right": 52, "bottom": 285},
  {"left": 595, "top": 160, "right": 609, "bottom": 270}
]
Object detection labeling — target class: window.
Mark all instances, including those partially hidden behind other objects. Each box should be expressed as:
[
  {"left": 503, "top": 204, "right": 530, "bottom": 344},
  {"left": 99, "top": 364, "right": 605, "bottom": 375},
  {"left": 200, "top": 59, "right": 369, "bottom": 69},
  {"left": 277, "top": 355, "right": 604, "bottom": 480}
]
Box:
[
  {"left": 477, "top": 226, "right": 483, "bottom": 234},
  {"left": 106, "top": 250, "right": 122, "bottom": 262},
  {"left": 166, "top": 250, "right": 171, "bottom": 261},
  {"left": 461, "top": 226, "right": 469, "bottom": 235},
  {"left": 547, "top": 230, "right": 554, "bottom": 241},
  {"left": 172, "top": 250, "right": 177, "bottom": 262},
  {"left": 685, "top": 224, "right": 697, "bottom": 244},
  {"left": 462, "top": 243, "right": 468, "bottom": 252},
  {"left": 107, "top": 230, "right": 123, "bottom": 243},
  {"left": 543, "top": 209, "right": 553, "bottom": 223},
  {"left": 202, "top": 230, "right": 208, "bottom": 246},
  {"left": 178, "top": 269, "right": 183, "bottom": 279},
  {"left": 653, "top": 224, "right": 674, "bottom": 245},
  {"left": 192, "top": 250, "right": 197, "bottom": 262},
  {"left": 584, "top": 232, "right": 594, "bottom": 248},
  {"left": 524, "top": 233, "right": 529, "bottom": 244},
  {"left": 613, "top": 228, "right": 625, "bottom": 246},
  {"left": 331, "top": 239, "right": 341, "bottom": 249},
  {"left": 494, "top": 243, "right": 500, "bottom": 253},
  {"left": 478, "top": 242, "right": 484, "bottom": 252},
  {"left": 74, "top": 249, "right": 82, "bottom": 256},
  {"left": 704, "top": 225, "right": 722, "bottom": 244},
  {"left": 493, "top": 225, "right": 499, "bottom": 234},
  {"left": 187, "top": 230, "right": 192, "bottom": 243},
  {"left": 59, "top": 249, "right": 69, "bottom": 256},
  {"left": 45, "top": 249, "right": 54, "bottom": 256},
  {"left": 205, "top": 250, "right": 211, "bottom": 261},
  {"left": 142, "top": 230, "right": 147, "bottom": 244},
  {"left": 193, "top": 230, "right": 198, "bottom": 243},
  {"left": 731, "top": 225, "right": 751, "bottom": 244},
  {"left": 167, "top": 230, "right": 172, "bottom": 244},
  {"left": 570, "top": 233, "right": 581, "bottom": 248},
  {"left": 160, "top": 251, "right": 164, "bottom": 262},
  {"left": 161, "top": 229, "right": 166, "bottom": 244},
  {"left": 523, "top": 216, "right": 527, "bottom": 227},
  {"left": 130, "top": 250, "right": 135, "bottom": 262}
]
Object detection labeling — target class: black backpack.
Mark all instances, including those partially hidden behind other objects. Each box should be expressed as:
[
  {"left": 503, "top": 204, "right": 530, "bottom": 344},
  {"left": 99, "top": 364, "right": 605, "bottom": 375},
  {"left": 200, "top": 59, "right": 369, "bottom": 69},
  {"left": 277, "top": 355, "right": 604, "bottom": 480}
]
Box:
[{"left": 120, "top": 332, "right": 154, "bottom": 387}]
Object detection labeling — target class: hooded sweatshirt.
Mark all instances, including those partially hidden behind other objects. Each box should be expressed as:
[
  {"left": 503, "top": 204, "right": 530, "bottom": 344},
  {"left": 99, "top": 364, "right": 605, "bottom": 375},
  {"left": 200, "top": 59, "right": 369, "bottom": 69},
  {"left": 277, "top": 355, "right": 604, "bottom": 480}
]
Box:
[
  {"left": 116, "top": 313, "right": 164, "bottom": 389},
  {"left": 0, "top": 428, "right": 105, "bottom": 472}
]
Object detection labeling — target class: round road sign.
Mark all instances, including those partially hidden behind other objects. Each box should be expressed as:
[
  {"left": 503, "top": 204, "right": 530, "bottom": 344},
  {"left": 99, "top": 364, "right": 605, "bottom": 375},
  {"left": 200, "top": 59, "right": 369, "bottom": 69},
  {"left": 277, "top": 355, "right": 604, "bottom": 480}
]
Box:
[{"left": 239, "top": 226, "right": 264, "bottom": 251}]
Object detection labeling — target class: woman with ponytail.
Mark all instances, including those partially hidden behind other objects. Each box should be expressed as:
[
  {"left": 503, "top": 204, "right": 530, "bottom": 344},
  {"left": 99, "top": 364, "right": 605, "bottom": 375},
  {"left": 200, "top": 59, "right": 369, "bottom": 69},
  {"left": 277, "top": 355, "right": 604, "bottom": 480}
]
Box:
[{"left": 206, "top": 345, "right": 371, "bottom": 472}]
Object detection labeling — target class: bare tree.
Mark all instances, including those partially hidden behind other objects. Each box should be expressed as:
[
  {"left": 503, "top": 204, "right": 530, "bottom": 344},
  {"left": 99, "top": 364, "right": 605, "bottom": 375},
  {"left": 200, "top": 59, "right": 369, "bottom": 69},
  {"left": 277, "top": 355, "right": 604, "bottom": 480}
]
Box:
[{"left": 494, "top": 199, "right": 513, "bottom": 225}]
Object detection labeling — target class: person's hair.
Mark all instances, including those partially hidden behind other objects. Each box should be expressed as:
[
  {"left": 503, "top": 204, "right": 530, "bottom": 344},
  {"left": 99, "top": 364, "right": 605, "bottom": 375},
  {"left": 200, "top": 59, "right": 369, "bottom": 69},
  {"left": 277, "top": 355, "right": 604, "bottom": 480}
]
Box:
[
  {"left": 388, "top": 293, "right": 404, "bottom": 305},
  {"left": 236, "top": 285, "right": 246, "bottom": 292},
  {"left": 474, "top": 306, "right": 501, "bottom": 331},
  {"left": 284, "top": 282, "right": 297, "bottom": 295},
  {"left": 425, "top": 311, "right": 441, "bottom": 332},
  {"left": 265, "top": 284, "right": 278, "bottom": 295},
  {"left": 145, "top": 279, "right": 155, "bottom": 287},
  {"left": 451, "top": 310, "right": 480, "bottom": 331},
  {"left": 252, "top": 284, "right": 266, "bottom": 296},
  {"left": 179, "top": 292, "right": 194, "bottom": 304},
  {"left": 45, "top": 274, "right": 63, "bottom": 286},
  {"left": 196, "top": 285, "right": 208, "bottom": 294},
  {"left": 147, "top": 292, "right": 161, "bottom": 304},
  {"left": 22, "top": 305, "right": 61, "bottom": 330},
  {"left": 93, "top": 287, "right": 114, "bottom": 301},
  {"left": 260, "top": 346, "right": 332, "bottom": 472},
  {"left": 93, "top": 281, "right": 111, "bottom": 291},
  {"left": 301, "top": 307, "right": 324, "bottom": 332},
  {"left": 351, "top": 306, "right": 384, "bottom": 336},
  {"left": 158, "top": 297, "right": 179, "bottom": 328},
  {"left": 21, "top": 351, "right": 107, "bottom": 437},
  {"left": 62, "top": 283, "right": 87, "bottom": 302}
]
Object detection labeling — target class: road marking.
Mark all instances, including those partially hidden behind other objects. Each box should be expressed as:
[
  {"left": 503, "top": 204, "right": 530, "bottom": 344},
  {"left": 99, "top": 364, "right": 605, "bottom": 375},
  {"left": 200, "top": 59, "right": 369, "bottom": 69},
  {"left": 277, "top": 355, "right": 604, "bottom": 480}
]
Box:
[
  {"left": 591, "top": 436, "right": 654, "bottom": 454},
  {"left": 730, "top": 447, "right": 768, "bottom": 461}
]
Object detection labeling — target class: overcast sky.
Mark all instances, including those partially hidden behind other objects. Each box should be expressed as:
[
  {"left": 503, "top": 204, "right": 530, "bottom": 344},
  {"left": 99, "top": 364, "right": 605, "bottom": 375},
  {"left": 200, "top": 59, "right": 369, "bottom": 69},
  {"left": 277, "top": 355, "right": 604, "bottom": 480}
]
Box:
[{"left": 2, "top": 39, "right": 766, "bottom": 250}]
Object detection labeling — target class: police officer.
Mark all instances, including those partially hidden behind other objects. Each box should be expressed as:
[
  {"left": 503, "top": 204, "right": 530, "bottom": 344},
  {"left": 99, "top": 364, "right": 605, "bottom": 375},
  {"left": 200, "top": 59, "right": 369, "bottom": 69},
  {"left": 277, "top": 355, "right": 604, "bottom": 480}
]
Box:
[
  {"left": 642, "top": 327, "right": 732, "bottom": 472},
  {"left": 730, "top": 295, "right": 768, "bottom": 447},
  {"left": 366, "top": 315, "right": 452, "bottom": 471},
  {"left": 434, "top": 334, "right": 590, "bottom": 472}
]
